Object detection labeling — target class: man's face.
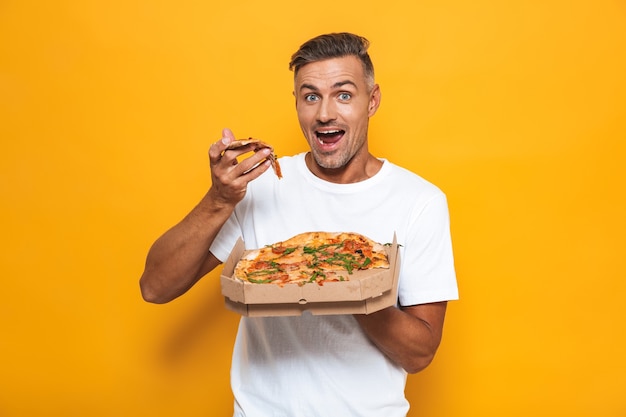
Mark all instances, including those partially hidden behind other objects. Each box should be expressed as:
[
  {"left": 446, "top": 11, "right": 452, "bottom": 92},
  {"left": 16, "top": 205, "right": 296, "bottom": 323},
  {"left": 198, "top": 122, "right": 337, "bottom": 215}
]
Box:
[{"left": 294, "top": 56, "right": 380, "bottom": 171}]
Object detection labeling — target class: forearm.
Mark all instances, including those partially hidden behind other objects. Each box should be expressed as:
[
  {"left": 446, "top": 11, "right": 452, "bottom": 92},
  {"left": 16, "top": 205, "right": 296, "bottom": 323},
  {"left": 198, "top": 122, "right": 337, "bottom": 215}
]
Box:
[
  {"left": 139, "top": 191, "right": 233, "bottom": 303},
  {"left": 354, "top": 302, "right": 447, "bottom": 374},
  {"left": 139, "top": 128, "right": 274, "bottom": 303}
]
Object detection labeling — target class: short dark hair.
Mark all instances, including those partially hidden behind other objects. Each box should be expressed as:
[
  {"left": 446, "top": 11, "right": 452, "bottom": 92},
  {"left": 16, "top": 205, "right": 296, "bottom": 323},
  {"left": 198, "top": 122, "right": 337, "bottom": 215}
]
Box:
[{"left": 289, "top": 32, "right": 375, "bottom": 87}]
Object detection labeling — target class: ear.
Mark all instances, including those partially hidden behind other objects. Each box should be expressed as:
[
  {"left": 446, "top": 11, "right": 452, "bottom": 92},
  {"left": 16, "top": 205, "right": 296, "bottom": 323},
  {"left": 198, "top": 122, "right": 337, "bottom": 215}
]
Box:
[{"left": 368, "top": 84, "right": 381, "bottom": 117}]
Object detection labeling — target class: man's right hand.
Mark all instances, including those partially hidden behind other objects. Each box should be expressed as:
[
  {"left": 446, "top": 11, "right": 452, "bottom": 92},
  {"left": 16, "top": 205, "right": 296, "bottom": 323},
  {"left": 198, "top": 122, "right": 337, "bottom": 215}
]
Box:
[{"left": 207, "top": 128, "right": 272, "bottom": 207}]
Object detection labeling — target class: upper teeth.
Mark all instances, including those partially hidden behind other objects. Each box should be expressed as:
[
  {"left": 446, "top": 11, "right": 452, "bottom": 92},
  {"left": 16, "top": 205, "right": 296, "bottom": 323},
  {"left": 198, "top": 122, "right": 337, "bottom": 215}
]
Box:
[{"left": 319, "top": 130, "right": 340, "bottom": 135}]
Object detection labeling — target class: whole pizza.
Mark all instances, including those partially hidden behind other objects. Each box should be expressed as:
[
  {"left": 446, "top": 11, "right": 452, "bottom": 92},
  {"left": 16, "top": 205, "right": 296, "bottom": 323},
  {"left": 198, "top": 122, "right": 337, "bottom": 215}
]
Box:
[{"left": 233, "top": 231, "right": 390, "bottom": 286}]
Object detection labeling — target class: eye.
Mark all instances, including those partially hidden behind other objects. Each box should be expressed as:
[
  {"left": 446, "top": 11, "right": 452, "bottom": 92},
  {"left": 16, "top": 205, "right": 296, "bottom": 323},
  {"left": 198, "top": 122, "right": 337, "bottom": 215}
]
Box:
[
  {"left": 304, "top": 94, "right": 319, "bottom": 102},
  {"left": 338, "top": 92, "right": 351, "bottom": 101}
]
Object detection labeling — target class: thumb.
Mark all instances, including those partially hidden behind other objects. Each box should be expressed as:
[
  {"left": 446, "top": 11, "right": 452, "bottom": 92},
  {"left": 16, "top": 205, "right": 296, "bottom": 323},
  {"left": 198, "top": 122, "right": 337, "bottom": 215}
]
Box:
[{"left": 221, "top": 127, "right": 236, "bottom": 144}]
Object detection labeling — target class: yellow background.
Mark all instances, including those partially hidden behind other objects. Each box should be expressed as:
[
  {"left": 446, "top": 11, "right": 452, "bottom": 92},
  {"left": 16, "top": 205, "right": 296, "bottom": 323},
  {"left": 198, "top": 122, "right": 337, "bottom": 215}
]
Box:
[{"left": 1, "top": 1, "right": 625, "bottom": 416}]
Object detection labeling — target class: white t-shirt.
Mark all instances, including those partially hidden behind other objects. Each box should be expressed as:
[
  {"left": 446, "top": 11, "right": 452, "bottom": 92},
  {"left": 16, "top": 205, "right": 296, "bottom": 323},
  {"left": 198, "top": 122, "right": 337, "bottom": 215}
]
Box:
[{"left": 210, "top": 153, "right": 458, "bottom": 417}]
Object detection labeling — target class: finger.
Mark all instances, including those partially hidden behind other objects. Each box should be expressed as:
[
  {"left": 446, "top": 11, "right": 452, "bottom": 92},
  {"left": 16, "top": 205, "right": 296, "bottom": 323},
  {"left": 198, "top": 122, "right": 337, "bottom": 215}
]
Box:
[
  {"left": 222, "top": 127, "right": 236, "bottom": 143},
  {"left": 209, "top": 128, "right": 235, "bottom": 163},
  {"left": 233, "top": 148, "right": 272, "bottom": 177},
  {"left": 240, "top": 156, "right": 272, "bottom": 180}
]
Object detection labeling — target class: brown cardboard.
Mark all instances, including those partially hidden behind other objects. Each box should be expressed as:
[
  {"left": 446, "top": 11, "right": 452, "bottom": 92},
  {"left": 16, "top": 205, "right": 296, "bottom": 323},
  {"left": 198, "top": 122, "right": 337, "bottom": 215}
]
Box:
[{"left": 220, "top": 234, "right": 400, "bottom": 317}]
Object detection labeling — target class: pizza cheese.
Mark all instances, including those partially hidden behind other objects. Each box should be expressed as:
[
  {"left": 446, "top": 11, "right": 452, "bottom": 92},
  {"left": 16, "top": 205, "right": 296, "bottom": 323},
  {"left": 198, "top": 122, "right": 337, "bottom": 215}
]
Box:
[{"left": 233, "top": 232, "right": 390, "bottom": 286}]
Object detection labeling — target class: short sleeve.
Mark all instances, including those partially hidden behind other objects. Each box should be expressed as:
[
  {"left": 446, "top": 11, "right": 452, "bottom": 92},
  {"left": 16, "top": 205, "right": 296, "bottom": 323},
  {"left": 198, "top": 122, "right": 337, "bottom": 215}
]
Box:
[
  {"left": 209, "top": 212, "right": 243, "bottom": 263},
  {"left": 397, "top": 192, "right": 458, "bottom": 306}
]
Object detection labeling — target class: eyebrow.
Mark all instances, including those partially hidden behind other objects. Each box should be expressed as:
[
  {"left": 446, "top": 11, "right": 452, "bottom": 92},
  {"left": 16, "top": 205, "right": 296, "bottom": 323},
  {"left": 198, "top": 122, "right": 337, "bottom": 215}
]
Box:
[{"left": 299, "top": 80, "right": 358, "bottom": 92}]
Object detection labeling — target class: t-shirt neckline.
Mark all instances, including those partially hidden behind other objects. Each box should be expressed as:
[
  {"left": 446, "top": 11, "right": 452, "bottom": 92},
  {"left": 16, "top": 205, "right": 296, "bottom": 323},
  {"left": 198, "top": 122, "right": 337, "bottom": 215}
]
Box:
[{"left": 295, "top": 152, "right": 391, "bottom": 192}]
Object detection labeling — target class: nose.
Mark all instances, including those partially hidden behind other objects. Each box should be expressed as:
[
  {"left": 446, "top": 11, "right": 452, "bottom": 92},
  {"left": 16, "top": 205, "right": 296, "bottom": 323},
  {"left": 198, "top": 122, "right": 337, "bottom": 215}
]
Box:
[{"left": 316, "top": 99, "right": 337, "bottom": 123}]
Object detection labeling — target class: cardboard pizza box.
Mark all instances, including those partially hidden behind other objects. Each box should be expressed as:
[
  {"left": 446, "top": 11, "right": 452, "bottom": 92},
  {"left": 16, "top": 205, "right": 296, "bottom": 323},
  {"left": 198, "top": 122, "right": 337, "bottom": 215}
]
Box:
[{"left": 220, "top": 234, "right": 400, "bottom": 317}]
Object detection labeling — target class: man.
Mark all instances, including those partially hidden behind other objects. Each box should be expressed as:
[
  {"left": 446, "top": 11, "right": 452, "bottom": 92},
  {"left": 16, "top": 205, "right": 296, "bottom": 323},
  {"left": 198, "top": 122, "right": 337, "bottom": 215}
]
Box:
[{"left": 140, "top": 32, "right": 458, "bottom": 416}]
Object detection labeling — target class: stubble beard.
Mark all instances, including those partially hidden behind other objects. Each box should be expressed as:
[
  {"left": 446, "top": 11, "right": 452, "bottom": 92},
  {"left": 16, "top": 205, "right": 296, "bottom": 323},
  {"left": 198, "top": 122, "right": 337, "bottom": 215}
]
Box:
[
  {"left": 310, "top": 135, "right": 369, "bottom": 170},
  {"left": 310, "top": 147, "right": 352, "bottom": 169}
]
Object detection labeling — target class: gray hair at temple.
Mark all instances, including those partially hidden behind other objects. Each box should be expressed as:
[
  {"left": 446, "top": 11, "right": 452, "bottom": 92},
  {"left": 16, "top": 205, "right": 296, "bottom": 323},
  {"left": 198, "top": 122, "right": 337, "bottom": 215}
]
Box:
[{"left": 288, "top": 33, "right": 375, "bottom": 90}]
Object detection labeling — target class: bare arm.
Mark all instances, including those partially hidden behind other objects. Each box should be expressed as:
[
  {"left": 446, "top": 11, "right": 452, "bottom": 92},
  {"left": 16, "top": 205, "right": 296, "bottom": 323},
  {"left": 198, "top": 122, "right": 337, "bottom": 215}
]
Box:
[
  {"left": 354, "top": 301, "right": 447, "bottom": 374},
  {"left": 139, "top": 128, "right": 272, "bottom": 304}
]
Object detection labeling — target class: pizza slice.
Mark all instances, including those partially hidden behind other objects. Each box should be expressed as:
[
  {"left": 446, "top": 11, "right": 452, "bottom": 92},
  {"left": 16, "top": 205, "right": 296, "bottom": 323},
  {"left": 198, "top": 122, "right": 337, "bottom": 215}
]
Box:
[{"left": 225, "top": 138, "right": 282, "bottom": 179}]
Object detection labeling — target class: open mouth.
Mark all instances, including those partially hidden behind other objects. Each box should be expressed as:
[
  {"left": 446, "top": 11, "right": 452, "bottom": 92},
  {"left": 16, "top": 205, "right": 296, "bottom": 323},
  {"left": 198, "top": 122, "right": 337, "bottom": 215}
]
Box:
[{"left": 315, "top": 129, "right": 345, "bottom": 145}]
